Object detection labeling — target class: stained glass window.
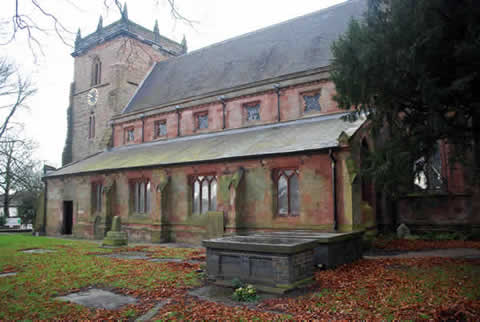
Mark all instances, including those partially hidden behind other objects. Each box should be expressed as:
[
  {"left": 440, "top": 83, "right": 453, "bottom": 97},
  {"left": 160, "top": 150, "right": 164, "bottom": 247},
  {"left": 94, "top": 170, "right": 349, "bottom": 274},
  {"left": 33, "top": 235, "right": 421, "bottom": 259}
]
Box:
[
  {"left": 192, "top": 175, "right": 217, "bottom": 214},
  {"left": 197, "top": 114, "right": 208, "bottom": 129},
  {"left": 245, "top": 103, "right": 260, "bottom": 121},
  {"left": 303, "top": 94, "right": 321, "bottom": 112},
  {"left": 276, "top": 169, "right": 300, "bottom": 216},
  {"left": 155, "top": 120, "right": 167, "bottom": 137}
]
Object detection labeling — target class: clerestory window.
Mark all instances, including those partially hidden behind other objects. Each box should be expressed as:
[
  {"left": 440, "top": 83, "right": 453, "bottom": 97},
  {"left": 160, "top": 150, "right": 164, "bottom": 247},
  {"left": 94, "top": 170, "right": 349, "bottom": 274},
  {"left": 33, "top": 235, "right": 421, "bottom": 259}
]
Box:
[
  {"left": 303, "top": 93, "right": 322, "bottom": 113},
  {"left": 125, "top": 127, "right": 135, "bottom": 143},
  {"left": 275, "top": 169, "right": 300, "bottom": 216},
  {"left": 196, "top": 113, "right": 209, "bottom": 130},
  {"left": 154, "top": 120, "right": 167, "bottom": 138},
  {"left": 244, "top": 102, "right": 261, "bottom": 121},
  {"left": 192, "top": 175, "right": 217, "bottom": 214}
]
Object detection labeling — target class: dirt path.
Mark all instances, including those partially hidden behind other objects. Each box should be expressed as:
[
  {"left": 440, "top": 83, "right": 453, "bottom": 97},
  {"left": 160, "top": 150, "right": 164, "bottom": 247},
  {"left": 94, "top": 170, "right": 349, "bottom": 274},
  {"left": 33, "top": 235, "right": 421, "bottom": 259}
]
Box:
[{"left": 364, "top": 247, "right": 480, "bottom": 259}]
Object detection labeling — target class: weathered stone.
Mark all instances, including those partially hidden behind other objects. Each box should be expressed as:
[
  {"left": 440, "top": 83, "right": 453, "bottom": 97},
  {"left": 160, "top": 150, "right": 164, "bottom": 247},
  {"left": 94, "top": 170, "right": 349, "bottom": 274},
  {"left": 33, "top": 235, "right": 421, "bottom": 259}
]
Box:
[
  {"left": 203, "top": 236, "right": 317, "bottom": 294},
  {"left": 397, "top": 223, "right": 411, "bottom": 239},
  {"left": 254, "top": 231, "right": 364, "bottom": 268},
  {"left": 56, "top": 288, "right": 136, "bottom": 310},
  {"left": 112, "top": 216, "right": 121, "bottom": 232},
  {"left": 102, "top": 216, "right": 128, "bottom": 246}
]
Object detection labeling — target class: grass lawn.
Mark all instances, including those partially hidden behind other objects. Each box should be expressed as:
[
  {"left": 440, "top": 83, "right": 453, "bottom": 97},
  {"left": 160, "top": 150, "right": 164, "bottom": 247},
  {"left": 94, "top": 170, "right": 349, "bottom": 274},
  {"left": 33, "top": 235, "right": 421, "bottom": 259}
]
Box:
[{"left": 1, "top": 234, "right": 479, "bottom": 320}]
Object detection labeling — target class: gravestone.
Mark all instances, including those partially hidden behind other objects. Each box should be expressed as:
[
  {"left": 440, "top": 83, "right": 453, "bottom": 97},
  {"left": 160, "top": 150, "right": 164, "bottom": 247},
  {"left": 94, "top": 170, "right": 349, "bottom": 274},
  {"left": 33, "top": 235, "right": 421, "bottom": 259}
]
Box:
[
  {"left": 102, "top": 216, "right": 128, "bottom": 246},
  {"left": 397, "top": 223, "right": 411, "bottom": 239}
]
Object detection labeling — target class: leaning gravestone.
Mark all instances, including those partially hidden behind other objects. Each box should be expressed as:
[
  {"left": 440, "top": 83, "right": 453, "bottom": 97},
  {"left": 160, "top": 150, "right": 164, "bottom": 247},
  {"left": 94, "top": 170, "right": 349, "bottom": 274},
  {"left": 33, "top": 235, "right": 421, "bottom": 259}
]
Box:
[
  {"left": 397, "top": 223, "right": 411, "bottom": 239},
  {"left": 102, "top": 216, "right": 128, "bottom": 246}
]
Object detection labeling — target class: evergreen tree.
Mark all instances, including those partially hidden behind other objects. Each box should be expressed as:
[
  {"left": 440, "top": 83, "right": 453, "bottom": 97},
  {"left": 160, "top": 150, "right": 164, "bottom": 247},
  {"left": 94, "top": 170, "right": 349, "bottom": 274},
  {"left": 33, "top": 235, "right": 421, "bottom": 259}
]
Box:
[{"left": 331, "top": 0, "right": 480, "bottom": 197}]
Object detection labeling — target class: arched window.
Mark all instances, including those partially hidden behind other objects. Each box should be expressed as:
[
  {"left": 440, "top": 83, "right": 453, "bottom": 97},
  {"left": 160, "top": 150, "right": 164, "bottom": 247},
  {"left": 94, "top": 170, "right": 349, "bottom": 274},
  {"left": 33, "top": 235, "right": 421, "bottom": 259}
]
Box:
[
  {"left": 130, "top": 180, "right": 151, "bottom": 214},
  {"left": 414, "top": 142, "right": 444, "bottom": 191},
  {"left": 91, "top": 56, "right": 102, "bottom": 86},
  {"left": 192, "top": 175, "right": 217, "bottom": 214},
  {"left": 275, "top": 169, "right": 300, "bottom": 216},
  {"left": 88, "top": 114, "right": 95, "bottom": 139}
]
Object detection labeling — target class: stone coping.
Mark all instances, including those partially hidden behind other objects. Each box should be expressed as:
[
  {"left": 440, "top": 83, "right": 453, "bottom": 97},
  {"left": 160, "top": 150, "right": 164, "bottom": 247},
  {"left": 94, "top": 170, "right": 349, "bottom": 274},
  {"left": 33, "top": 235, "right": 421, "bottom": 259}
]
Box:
[
  {"left": 202, "top": 236, "right": 317, "bottom": 254},
  {"left": 248, "top": 230, "right": 364, "bottom": 244}
]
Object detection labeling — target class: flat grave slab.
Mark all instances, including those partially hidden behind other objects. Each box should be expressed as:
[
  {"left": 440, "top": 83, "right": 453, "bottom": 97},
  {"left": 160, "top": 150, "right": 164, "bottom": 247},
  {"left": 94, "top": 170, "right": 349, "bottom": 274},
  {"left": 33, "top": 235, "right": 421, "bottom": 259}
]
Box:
[
  {"left": 56, "top": 288, "right": 137, "bottom": 310},
  {"left": 149, "top": 258, "right": 203, "bottom": 264},
  {"left": 21, "top": 249, "right": 56, "bottom": 254},
  {"left": 0, "top": 272, "right": 17, "bottom": 278},
  {"left": 99, "top": 251, "right": 150, "bottom": 260}
]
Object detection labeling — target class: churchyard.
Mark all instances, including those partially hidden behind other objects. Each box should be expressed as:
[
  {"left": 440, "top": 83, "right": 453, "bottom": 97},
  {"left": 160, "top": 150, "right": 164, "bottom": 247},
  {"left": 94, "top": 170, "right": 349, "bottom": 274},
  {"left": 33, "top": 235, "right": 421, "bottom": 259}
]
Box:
[{"left": 0, "top": 234, "right": 479, "bottom": 320}]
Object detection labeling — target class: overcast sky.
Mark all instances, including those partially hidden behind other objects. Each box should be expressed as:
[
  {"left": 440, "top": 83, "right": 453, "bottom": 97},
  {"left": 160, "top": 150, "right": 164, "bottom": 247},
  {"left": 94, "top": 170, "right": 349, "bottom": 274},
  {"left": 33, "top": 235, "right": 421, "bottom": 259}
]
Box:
[{"left": 2, "top": 0, "right": 344, "bottom": 168}]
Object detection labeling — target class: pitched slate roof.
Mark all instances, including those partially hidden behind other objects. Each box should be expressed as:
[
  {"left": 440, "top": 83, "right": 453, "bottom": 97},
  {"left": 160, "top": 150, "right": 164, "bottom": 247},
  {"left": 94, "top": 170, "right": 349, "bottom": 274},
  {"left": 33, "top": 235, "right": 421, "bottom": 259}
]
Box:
[
  {"left": 123, "top": 0, "right": 367, "bottom": 114},
  {"left": 46, "top": 113, "right": 365, "bottom": 178}
]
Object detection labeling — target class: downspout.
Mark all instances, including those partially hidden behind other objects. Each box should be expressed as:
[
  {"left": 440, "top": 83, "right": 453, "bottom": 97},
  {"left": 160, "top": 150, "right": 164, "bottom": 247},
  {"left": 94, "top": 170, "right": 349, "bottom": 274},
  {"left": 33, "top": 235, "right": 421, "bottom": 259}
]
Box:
[
  {"left": 219, "top": 96, "right": 226, "bottom": 129},
  {"left": 175, "top": 105, "right": 181, "bottom": 137},
  {"left": 110, "top": 121, "right": 114, "bottom": 148},
  {"left": 140, "top": 114, "right": 145, "bottom": 143},
  {"left": 329, "top": 149, "right": 338, "bottom": 231},
  {"left": 273, "top": 84, "right": 281, "bottom": 122}
]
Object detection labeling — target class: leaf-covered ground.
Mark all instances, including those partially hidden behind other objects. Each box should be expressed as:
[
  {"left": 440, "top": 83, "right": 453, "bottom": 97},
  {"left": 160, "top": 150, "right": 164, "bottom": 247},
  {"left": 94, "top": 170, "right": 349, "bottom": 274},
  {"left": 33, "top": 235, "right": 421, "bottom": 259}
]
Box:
[{"left": 1, "top": 234, "right": 479, "bottom": 320}]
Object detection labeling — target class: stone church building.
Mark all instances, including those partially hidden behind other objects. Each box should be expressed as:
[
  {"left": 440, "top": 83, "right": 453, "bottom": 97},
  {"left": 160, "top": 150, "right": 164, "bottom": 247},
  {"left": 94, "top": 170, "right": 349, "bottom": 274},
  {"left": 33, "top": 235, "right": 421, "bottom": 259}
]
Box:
[{"left": 42, "top": 0, "right": 479, "bottom": 244}]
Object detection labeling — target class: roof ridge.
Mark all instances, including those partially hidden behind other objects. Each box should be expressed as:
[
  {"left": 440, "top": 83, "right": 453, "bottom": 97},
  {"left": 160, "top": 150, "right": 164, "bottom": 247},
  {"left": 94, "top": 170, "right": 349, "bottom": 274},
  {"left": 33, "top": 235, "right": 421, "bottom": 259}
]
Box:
[{"left": 155, "top": 0, "right": 355, "bottom": 64}]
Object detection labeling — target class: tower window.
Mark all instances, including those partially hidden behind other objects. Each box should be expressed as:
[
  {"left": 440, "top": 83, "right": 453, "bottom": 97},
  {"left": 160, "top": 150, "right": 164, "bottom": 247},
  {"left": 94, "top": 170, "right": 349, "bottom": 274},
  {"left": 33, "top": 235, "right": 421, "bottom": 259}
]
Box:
[
  {"left": 88, "top": 114, "right": 95, "bottom": 139},
  {"left": 91, "top": 56, "right": 102, "bottom": 86}
]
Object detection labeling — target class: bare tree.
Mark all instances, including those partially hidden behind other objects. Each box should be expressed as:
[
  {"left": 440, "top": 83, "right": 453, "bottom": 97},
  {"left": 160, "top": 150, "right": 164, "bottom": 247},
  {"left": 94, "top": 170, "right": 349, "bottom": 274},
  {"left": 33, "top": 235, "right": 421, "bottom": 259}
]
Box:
[
  {"left": 0, "top": 132, "right": 40, "bottom": 218},
  {"left": 0, "top": 58, "right": 36, "bottom": 139},
  {"left": 2, "top": 1, "right": 194, "bottom": 58}
]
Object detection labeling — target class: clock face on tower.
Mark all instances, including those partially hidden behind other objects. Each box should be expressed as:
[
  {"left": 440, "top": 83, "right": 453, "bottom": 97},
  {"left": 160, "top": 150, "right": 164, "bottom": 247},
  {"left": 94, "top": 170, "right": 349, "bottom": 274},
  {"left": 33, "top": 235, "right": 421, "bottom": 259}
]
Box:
[{"left": 87, "top": 88, "right": 99, "bottom": 106}]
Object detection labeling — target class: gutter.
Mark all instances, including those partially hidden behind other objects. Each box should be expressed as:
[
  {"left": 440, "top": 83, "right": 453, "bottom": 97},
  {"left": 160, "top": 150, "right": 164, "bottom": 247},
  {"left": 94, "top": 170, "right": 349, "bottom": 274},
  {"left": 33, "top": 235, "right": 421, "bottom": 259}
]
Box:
[{"left": 329, "top": 149, "right": 338, "bottom": 231}]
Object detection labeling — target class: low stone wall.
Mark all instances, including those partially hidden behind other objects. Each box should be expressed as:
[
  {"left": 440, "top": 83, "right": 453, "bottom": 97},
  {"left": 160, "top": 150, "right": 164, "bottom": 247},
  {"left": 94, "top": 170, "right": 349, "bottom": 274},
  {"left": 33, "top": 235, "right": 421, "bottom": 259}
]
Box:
[{"left": 397, "top": 193, "right": 479, "bottom": 233}]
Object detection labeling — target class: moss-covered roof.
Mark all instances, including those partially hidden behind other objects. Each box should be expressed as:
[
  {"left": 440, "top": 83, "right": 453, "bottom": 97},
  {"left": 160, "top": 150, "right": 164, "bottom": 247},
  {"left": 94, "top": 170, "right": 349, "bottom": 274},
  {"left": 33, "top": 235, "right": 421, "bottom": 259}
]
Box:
[{"left": 47, "top": 113, "right": 364, "bottom": 178}]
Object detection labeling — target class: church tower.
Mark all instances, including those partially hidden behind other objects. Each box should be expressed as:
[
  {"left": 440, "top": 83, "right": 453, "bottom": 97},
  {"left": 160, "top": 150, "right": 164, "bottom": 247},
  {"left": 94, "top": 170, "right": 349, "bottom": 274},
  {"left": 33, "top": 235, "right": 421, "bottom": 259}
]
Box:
[{"left": 62, "top": 4, "right": 186, "bottom": 164}]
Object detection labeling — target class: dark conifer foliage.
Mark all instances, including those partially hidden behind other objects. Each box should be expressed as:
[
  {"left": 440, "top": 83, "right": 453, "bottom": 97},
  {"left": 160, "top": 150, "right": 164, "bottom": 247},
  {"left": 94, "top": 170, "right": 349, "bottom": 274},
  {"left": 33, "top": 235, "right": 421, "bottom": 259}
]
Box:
[{"left": 331, "top": 0, "right": 480, "bottom": 196}]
